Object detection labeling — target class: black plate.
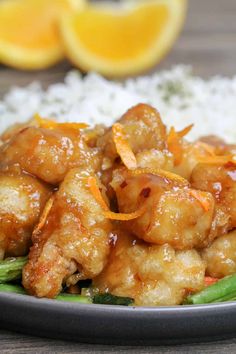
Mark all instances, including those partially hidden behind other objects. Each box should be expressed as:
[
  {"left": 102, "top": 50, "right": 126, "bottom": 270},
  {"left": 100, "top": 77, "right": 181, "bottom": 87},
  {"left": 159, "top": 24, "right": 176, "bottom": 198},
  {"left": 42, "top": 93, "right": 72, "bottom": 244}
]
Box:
[{"left": 1, "top": 292, "right": 236, "bottom": 344}]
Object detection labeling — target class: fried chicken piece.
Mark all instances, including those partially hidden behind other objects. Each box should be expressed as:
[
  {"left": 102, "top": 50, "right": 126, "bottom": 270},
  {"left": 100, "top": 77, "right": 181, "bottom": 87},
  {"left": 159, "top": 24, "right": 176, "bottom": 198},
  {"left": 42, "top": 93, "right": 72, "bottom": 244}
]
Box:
[
  {"left": 111, "top": 169, "right": 215, "bottom": 249},
  {"left": 97, "top": 103, "right": 167, "bottom": 159},
  {"left": 191, "top": 162, "right": 236, "bottom": 236},
  {"left": 199, "top": 135, "right": 236, "bottom": 155},
  {"left": 1, "top": 118, "right": 36, "bottom": 142},
  {"left": 135, "top": 148, "right": 174, "bottom": 171},
  {"left": 0, "top": 170, "right": 51, "bottom": 259},
  {"left": 23, "top": 168, "right": 112, "bottom": 298},
  {"left": 172, "top": 141, "right": 215, "bottom": 180},
  {"left": 202, "top": 229, "right": 236, "bottom": 278},
  {"left": 97, "top": 103, "right": 173, "bottom": 197},
  {"left": 0, "top": 126, "right": 102, "bottom": 185},
  {"left": 97, "top": 104, "right": 214, "bottom": 185},
  {"left": 171, "top": 135, "right": 236, "bottom": 181},
  {"left": 94, "top": 231, "right": 205, "bottom": 306}
]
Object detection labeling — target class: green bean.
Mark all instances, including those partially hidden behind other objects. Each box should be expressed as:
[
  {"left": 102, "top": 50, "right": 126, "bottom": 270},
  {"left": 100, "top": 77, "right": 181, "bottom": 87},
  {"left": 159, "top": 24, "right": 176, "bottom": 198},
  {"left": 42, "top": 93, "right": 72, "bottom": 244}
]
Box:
[
  {"left": 0, "top": 283, "right": 92, "bottom": 303},
  {"left": 56, "top": 293, "right": 92, "bottom": 304},
  {"left": 93, "top": 293, "right": 134, "bottom": 306},
  {"left": 0, "top": 272, "right": 133, "bottom": 306},
  {"left": 185, "top": 274, "right": 236, "bottom": 305},
  {"left": 0, "top": 256, "right": 27, "bottom": 283},
  {"left": 0, "top": 284, "right": 26, "bottom": 295}
]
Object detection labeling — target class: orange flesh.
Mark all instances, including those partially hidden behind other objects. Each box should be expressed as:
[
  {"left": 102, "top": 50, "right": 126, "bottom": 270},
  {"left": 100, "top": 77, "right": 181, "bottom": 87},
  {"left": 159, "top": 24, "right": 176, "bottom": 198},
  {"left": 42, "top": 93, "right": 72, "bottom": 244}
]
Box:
[
  {"left": 71, "top": 4, "right": 169, "bottom": 61},
  {"left": 0, "top": 0, "right": 70, "bottom": 49}
]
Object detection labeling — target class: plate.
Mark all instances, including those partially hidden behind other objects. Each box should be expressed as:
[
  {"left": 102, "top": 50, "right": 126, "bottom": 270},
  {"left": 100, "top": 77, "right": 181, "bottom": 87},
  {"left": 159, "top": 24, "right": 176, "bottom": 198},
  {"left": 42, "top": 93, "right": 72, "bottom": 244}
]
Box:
[{"left": 1, "top": 292, "right": 236, "bottom": 344}]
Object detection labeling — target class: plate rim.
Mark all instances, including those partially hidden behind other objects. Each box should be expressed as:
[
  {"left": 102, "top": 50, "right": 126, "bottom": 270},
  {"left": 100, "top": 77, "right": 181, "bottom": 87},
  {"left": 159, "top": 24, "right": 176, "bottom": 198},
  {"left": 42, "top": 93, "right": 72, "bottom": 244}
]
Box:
[
  {"left": 1, "top": 291, "right": 236, "bottom": 314},
  {"left": 2, "top": 291, "right": 236, "bottom": 344}
]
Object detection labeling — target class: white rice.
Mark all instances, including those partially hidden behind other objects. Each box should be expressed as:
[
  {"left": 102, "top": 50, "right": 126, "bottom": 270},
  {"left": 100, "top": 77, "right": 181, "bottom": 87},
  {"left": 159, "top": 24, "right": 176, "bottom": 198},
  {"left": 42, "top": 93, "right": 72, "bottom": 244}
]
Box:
[{"left": 1, "top": 65, "right": 236, "bottom": 142}]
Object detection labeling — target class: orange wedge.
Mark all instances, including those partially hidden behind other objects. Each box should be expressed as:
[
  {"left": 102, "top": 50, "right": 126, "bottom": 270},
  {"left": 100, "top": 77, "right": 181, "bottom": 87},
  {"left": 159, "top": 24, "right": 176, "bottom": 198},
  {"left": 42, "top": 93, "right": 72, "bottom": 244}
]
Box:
[
  {"left": 0, "top": 0, "right": 85, "bottom": 70},
  {"left": 60, "top": 0, "right": 187, "bottom": 77}
]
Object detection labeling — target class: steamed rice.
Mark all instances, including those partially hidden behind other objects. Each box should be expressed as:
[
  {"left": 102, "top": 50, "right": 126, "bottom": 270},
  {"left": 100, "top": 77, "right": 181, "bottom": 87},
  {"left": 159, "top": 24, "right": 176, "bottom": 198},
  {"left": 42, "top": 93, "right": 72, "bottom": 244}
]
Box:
[{"left": 0, "top": 65, "right": 236, "bottom": 142}]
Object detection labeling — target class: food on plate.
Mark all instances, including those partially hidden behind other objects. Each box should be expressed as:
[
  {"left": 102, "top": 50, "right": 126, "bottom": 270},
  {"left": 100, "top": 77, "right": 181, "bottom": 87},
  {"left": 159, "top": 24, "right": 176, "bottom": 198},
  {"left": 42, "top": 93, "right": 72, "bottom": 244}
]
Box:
[
  {"left": 0, "top": 121, "right": 101, "bottom": 184},
  {"left": 202, "top": 230, "right": 236, "bottom": 278},
  {"left": 0, "top": 170, "right": 51, "bottom": 259},
  {"left": 0, "top": 0, "right": 84, "bottom": 70},
  {"left": 0, "top": 257, "right": 27, "bottom": 283},
  {"left": 0, "top": 103, "right": 236, "bottom": 307},
  {"left": 185, "top": 273, "right": 236, "bottom": 305},
  {"left": 111, "top": 168, "right": 215, "bottom": 249},
  {"left": 59, "top": 0, "right": 187, "bottom": 77},
  {"left": 23, "top": 168, "right": 112, "bottom": 298},
  {"left": 191, "top": 162, "right": 236, "bottom": 234},
  {"left": 97, "top": 104, "right": 167, "bottom": 163},
  {"left": 93, "top": 231, "right": 205, "bottom": 306}
]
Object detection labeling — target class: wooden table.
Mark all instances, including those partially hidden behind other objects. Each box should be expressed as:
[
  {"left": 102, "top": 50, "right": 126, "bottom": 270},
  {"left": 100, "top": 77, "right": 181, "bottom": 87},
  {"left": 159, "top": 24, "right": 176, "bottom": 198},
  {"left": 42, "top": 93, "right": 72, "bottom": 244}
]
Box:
[{"left": 1, "top": 0, "right": 236, "bottom": 352}]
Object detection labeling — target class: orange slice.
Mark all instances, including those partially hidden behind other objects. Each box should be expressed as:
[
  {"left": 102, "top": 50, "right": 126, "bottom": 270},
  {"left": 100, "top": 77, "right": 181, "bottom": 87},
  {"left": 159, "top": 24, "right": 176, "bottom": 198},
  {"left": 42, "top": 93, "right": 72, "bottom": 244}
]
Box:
[
  {"left": 60, "top": 0, "right": 187, "bottom": 77},
  {"left": 0, "top": 0, "right": 85, "bottom": 70}
]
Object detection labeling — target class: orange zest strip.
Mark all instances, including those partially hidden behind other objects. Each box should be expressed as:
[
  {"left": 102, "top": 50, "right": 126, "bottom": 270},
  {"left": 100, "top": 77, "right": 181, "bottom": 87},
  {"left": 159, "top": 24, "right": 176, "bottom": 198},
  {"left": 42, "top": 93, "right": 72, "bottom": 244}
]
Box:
[
  {"left": 87, "top": 176, "right": 109, "bottom": 211},
  {"left": 204, "top": 276, "right": 219, "bottom": 287},
  {"left": 56, "top": 122, "right": 89, "bottom": 130},
  {"left": 33, "top": 196, "right": 55, "bottom": 234},
  {"left": 177, "top": 124, "right": 194, "bottom": 138},
  {"left": 88, "top": 176, "right": 145, "bottom": 221},
  {"left": 167, "top": 126, "right": 183, "bottom": 166},
  {"left": 130, "top": 167, "right": 189, "bottom": 186},
  {"left": 103, "top": 206, "right": 146, "bottom": 221},
  {"left": 189, "top": 190, "right": 211, "bottom": 212},
  {"left": 112, "top": 123, "right": 137, "bottom": 170},
  {"left": 34, "top": 113, "right": 89, "bottom": 130},
  {"left": 198, "top": 155, "right": 236, "bottom": 165}
]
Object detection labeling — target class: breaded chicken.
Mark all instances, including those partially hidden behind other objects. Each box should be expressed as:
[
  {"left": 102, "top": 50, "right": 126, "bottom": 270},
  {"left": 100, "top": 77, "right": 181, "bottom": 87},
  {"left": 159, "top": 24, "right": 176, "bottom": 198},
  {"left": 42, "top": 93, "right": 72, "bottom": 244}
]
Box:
[
  {"left": 94, "top": 231, "right": 206, "bottom": 306},
  {"left": 0, "top": 170, "right": 51, "bottom": 258},
  {"left": 23, "top": 168, "right": 112, "bottom": 298}
]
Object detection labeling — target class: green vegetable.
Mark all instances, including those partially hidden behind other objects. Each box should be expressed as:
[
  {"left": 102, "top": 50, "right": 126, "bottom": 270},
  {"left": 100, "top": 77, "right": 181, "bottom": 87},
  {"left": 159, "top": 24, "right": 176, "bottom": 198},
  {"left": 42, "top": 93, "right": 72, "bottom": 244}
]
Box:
[
  {"left": 0, "top": 278, "right": 133, "bottom": 306},
  {"left": 0, "top": 284, "right": 92, "bottom": 303},
  {"left": 93, "top": 293, "right": 134, "bottom": 306},
  {"left": 185, "top": 274, "right": 236, "bottom": 305},
  {"left": 0, "top": 284, "right": 26, "bottom": 295},
  {"left": 56, "top": 293, "right": 92, "bottom": 304},
  {"left": 0, "top": 256, "right": 28, "bottom": 283},
  {"left": 211, "top": 293, "right": 236, "bottom": 303}
]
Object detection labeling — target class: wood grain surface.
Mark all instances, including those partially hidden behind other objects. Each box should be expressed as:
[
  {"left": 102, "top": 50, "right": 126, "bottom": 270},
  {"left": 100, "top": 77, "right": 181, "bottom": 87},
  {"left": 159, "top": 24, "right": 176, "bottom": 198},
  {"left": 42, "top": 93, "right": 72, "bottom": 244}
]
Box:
[{"left": 0, "top": 0, "right": 236, "bottom": 352}]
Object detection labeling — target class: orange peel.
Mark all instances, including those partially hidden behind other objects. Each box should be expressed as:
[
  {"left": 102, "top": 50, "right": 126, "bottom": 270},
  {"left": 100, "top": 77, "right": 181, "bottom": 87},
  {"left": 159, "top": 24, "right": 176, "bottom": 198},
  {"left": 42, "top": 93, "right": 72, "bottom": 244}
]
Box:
[
  {"left": 112, "top": 123, "right": 137, "bottom": 170},
  {"left": 88, "top": 176, "right": 145, "bottom": 221},
  {"left": 34, "top": 114, "right": 88, "bottom": 130}
]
